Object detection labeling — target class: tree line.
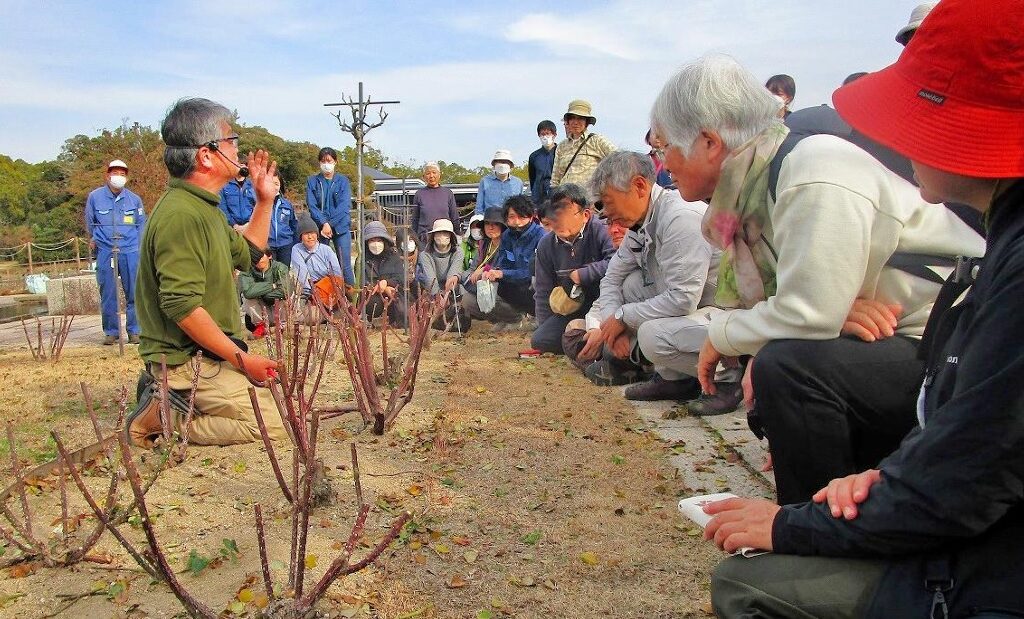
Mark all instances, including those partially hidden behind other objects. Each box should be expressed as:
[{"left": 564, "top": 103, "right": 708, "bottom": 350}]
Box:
[{"left": 0, "top": 118, "right": 520, "bottom": 258}]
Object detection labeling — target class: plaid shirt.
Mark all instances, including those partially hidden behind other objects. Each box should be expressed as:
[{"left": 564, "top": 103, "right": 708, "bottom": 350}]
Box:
[{"left": 550, "top": 131, "right": 616, "bottom": 189}]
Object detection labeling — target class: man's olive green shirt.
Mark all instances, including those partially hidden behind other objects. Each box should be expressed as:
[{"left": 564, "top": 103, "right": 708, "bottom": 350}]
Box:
[{"left": 137, "top": 178, "right": 250, "bottom": 365}]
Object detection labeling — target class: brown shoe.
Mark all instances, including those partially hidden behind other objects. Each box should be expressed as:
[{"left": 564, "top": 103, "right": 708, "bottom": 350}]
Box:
[
  {"left": 125, "top": 389, "right": 172, "bottom": 448},
  {"left": 128, "top": 334, "right": 140, "bottom": 344},
  {"left": 103, "top": 335, "right": 117, "bottom": 346}
]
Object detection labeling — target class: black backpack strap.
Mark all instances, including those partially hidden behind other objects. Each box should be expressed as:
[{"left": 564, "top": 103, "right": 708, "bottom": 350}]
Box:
[
  {"left": 768, "top": 132, "right": 804, "bottom": 202},
  {"left": 918, "top": 256, "right": 981, "bottom": 362}
]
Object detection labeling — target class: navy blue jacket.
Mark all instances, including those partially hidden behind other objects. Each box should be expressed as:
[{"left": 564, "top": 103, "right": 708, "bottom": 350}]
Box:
[
  {"left": 528, "top": 146, "right": 555, "bottom": 205},
  {"left": 217, "top": 178, "right": 256, "bottom": 226},
  {"left": 533, "top": 216, "right": 615, "bottom": 323},
  {"left": 305, "top": 173, "right": 352, "bottom": 232},
  {"left": 495, "top": 222, "right": 544, "bottom": 285}
]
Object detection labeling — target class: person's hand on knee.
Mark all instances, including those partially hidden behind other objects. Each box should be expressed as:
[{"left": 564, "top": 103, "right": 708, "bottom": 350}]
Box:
[
  {"left": 812, "top": 469, "right": 882, "bottom": 520},
  {"left": 698, "top": 338, "right": 737, "bottom": 395},
  {"left": 742, "top": 356, "right": 756, "bottom": 408},
  {"left": 703, "top": 497, "right": 780, "bottom": 553},
  {"left": 609, "top": 333, "right": 631, "bottom": 359},
  {"left": 578, "top": 329, "right": 603, "bottom": 362},
  {"left": 842, "top": 298, "right": 903, "bottom": 342}
]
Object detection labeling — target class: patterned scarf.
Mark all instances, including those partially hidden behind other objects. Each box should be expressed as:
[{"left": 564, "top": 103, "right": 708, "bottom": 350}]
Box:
[{"left": 702, "top": 123, "right": 789, "bottom": 309}]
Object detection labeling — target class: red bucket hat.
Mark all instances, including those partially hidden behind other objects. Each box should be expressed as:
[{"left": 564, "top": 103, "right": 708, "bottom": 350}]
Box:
[{"left": 833, "top": 0, "right": 1024, "bottom": 178}]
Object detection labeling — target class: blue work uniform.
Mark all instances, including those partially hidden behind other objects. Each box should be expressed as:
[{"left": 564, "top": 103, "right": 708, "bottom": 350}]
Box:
[
  {"left": 269, "top": 195, "right": 299, "bottom": 267},
  {"left": 305, "top": 173, "right": 354, "bottom": 285},
  {"left": 84, "top": 185, "right": 146, "bottom": 337},
  {"left": 217, "top": 177, "right": 256, "bottom": 226}
]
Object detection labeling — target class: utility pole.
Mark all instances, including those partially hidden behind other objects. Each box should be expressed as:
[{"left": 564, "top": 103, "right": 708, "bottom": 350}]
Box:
[{"left": 324, "top": 83, "right": 399, "bottom": 287}]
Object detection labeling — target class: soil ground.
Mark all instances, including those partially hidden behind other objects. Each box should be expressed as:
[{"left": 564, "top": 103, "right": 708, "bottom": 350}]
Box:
[{"left": 0, "top": 328, "right": 738, "bottom": 618}]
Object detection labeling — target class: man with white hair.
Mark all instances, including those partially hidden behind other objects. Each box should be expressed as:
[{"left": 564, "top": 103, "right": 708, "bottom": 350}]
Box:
[
  {"left": 649, "top": 54, "right": 984, "bottom": 504},
  {"left": 574, "top": 151, "right": 736, "bottom": 399},
  {"left": 475, "top": 149, "right": 523, "bottom": 215},
  {"left": 411, "top": 162, "right": 458, "bottom": 241}
]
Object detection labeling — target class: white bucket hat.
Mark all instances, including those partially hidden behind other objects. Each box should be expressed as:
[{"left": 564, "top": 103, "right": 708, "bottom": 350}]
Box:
[
  {"left": 895, "top": 2, "right": 937, "bottom": 45},
  {"left": 491, "top": 149, "right": 513, "bottom": 166},
  {"left": 428, "top": 218, "right": 455, "bottom": 235}
]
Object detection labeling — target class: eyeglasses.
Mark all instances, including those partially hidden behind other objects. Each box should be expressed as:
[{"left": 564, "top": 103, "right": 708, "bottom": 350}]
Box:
[{"left": 196, "top": 135, "right": 239, "bottom": 149}]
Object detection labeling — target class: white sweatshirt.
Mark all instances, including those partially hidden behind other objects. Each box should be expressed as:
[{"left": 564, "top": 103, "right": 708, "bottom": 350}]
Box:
[{"left": 708, "top": 135, "right": 985, "bottom": 357}]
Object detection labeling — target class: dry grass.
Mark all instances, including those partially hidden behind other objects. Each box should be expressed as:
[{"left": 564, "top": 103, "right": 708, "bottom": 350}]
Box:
[{"left": 0, "top": 332, "right": 718, "bottom": 618}]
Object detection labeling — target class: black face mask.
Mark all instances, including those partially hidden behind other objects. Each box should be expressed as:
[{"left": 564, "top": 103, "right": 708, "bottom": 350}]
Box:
[{"left": 510, "top": 223, "right": 529, "bottom": 234}]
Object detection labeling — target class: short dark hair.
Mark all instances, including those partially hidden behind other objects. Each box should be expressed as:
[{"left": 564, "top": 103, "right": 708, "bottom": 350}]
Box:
[
  {"left": 843, "top": 71, "right": 868, "bottom": 86},
  {"left": 318, "top": 147, "right": 337, "bottom": 162},
  {"left": 765, "top": 74, "right": 796, "bottom": 100},
  {"left": 548, "top": 184, "right": 589, "bottom": 216},
  {"left": 502, "top": 194, "right": 535, "bottom": 220},
  {"left": 537, "top": 120, "right": 557, "bottom": 135}
]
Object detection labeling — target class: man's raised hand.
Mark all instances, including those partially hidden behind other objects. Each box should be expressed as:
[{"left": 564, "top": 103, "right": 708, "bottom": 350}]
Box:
[{"left": 247, "top": 150, "right": 278, "bottom": 205}]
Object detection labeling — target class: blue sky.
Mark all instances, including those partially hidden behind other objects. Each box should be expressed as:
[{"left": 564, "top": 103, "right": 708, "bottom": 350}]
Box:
[{"left": 0, "top": 0, "right": 919, "bottom": 169}]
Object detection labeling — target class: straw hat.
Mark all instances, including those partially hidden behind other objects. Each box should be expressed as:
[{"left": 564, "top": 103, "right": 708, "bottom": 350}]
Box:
[{"left": 563, "top": 100, "right": 596, "bottom": 125}]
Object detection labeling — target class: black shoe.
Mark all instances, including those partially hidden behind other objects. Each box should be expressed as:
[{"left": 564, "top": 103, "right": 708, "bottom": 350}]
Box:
[
  {"left": 585, "top": 358, "right": 645, "bottom": 387},
  {"left": 624, "top": 374, "right": 702, "bottom": 402},
  {"left": 685, "top": 382, "right": 744, "bottom": 416}
]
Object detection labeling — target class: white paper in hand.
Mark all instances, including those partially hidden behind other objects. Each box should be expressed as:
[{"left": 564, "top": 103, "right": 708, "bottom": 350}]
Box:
[{"left": 678, "top": 493, "right": 768, "bottom": 558}]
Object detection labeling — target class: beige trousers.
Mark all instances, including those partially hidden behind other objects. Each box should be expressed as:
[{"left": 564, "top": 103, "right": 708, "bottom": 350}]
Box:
[{"left": 160, "top": 357, "right": 288, "bottom": 446}]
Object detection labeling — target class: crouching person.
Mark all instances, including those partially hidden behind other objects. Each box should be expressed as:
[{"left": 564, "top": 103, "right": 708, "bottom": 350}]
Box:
[
  {"left": 704, "top": 3, "right": 1024, "bottom": 615},
  {"left": 417, "top": 218, "right": 471, "bottom": 332},
  {"left": 129, "top": 97, "right": 287, "bottom": 447},
  {"left": 531, "top": 184, "right": 614, "bottom": 353},
  {"left": 291, "top": 214, "right": 346, "bottom": 324},
  {"left": 461, "top": 207, "right": 523, "bottom": 325},
  {"left": 362, "top": 220, "right": 409, "bottom": 327},
  {"left": 571, "top": 151, "right": 732, "bottom": 398},
  {"left": 239, "top": 248, "right": 289, "bottom": 338}
]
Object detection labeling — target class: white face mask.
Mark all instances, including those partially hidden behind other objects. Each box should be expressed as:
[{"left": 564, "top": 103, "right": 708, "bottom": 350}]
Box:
[
  {"left": 405, "top": 239, "right": 417, "bottom": 254},
  {"left": 109, "top": 175, "right": 127, "bottom": 190},
  {"left": 540, "top": 135, "right": 555, "bottom": 148},
  {"left": 493, "top": 163, "right": 511, "bottom": 176},
  {"left": 433, "top": 233, "right": 452, "bottom": 252},
  {"left": 320, "top": 162, "right": 335, "bottom": 174},
  {"left": 367, "top": 240, "right": 385, "bottom": 255},
  {"left": 470, "top": 228, "right": 483, "bottom": 241}
]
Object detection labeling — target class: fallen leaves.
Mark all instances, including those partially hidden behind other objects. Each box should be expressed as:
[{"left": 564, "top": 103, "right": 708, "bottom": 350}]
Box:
[
  {"left": 520, "top": 530, "right": 542, "bottom": 545},
  {"left": 579, "top": 551, "right": 600, "bottom": 566},
  {"left": 446, "top": 573, "right": 468, "bottom": 588}
]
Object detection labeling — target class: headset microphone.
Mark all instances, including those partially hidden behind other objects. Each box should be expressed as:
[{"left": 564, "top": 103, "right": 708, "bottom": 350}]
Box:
[{"left": 206, "top": 140, "right": 249, "bottom": 177}]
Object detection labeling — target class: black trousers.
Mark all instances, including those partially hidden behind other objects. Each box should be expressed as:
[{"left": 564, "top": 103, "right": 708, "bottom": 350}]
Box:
[
  {"left": 498, "top": 281, "right": 535, "bottom": 315},
  {"left": 753, "top": 336, "right": 923, "bottom": 505}
]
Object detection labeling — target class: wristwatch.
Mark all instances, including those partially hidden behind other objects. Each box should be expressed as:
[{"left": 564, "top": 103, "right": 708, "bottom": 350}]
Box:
[{"left": 614, "top": 307, "right": 624, "bottom": 321}]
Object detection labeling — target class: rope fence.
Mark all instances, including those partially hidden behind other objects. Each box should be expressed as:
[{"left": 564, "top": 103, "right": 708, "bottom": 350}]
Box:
[{"left": 0, "top": 237, "right": 89, "bottom": 275}]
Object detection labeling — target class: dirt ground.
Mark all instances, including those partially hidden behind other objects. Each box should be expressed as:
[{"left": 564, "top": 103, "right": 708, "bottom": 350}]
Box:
[{"left": 0, "top": 329, "right": 721, "bottom": 618}]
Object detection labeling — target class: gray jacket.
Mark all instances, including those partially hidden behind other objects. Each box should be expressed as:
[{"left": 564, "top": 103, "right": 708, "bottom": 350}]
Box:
[
  {"left": 590, "top": 185, "right": 720, "bottom": 330},
  {"left": 417, "top": 246, "right": 467, "bottom": 296}
]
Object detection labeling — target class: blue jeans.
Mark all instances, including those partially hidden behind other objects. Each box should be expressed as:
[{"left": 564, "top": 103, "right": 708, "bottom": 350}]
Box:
[
  {"left": 270, "top": 244, "right": 293, "bottom": 267},
  {"left": 322, "top": 231, "right": 354, "bottom": 286},
  {"left": 96, "top": 248, "right": 139, "bottom": 336}
]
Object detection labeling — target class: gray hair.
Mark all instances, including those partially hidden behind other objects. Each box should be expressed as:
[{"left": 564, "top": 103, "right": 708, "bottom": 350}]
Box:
[
  {"left": 650, "top": 54, "right": 780, "bottom": 156},
  {"left": 423, "top": 161, "right": 441, "bottom": 173},
  {"left": 161, "top": 97, "right": 233, "bottom": 179},
  {"left": 589, "top": 151, "right": 655, "bottom": 196}
]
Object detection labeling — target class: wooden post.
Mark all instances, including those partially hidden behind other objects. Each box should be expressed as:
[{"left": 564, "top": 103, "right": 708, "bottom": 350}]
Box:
[
  {"left": 26, "top": 242, "right": 33, "bottom": 274},
  {"left": 74, "top": 238, "right": 81, "bottom": 270}
]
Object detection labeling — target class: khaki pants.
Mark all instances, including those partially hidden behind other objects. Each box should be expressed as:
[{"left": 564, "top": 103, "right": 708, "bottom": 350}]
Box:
[{"left": 160, "top": 357, "right": 288, "bottom": 446}]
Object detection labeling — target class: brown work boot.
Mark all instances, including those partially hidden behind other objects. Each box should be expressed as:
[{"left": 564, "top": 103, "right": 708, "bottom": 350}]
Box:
[
  {"left": 103, "top": 335, "right": 117, "bottom": 345},
  {"left": 125, "top": 390, "right": 174, "bottom": 448}
]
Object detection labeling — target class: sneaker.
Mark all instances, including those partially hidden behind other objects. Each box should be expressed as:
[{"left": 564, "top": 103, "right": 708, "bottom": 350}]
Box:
[
  {"left": 684, "top": 382, "right": 744, "bottom": 416},
  {"left": 624, "top": 373, "right": 702, "bottom": 402},
  {"left": 585, "top": 358, "right": 646, "bottom": 387},
  {"left": 128, "top": 334, "right": 140, "bottom": 344},
  {"left": 103, "top": 335, "right": 117, "bottom": 346}
]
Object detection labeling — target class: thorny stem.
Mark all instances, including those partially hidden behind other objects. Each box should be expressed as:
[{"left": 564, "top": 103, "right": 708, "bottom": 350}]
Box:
[
  {"left": 351, "top": 443, "right": 363, "bottom": 509},
  {"left": 249, "top": 387, "right": 294, "bottom": 503},
  {"left": 114, "top": 427, "right": 216, "bottom": 618},
  {"left": 6, "top": 421, "right": 33, "bottom": 540},
  {"left": 253, "top": 504, "right": 274, "bottom": 600},
  {"left": 298, "top": 510, "right": 412, "bottom": 611}
]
